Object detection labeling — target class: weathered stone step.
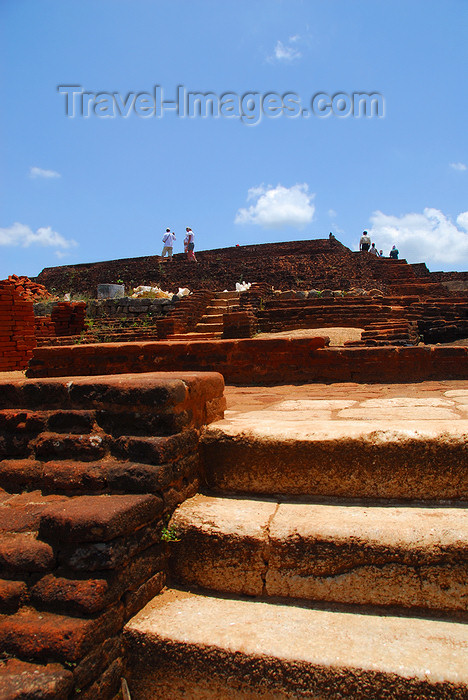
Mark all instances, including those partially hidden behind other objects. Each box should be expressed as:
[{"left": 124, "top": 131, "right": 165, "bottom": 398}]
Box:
[
  {"left": 0, "top": 452, "right": 198, "bottom": 495},
  {"left": 214, "top": 291, "right": 239, "bottom": 300},
  {"left": 195, "top": 322, "right": 224, "bottom": 333},
  {"left": 167, "top": 332, "right": 222, "bottom": 341},
  {"left": 198, "top": 313, "right": 224, "bottom": 323},
  {"left": 201, "top": 420, "right": 468, "bottom": 499},
  {"left": 169, "top": 494, "right": 468, "bottom": 615},
  {"left": 124, "top": 587, "right": 468, "bottom": 699},
  {"left": 205, "top": 303, "right": 232, "bottom": 312}
]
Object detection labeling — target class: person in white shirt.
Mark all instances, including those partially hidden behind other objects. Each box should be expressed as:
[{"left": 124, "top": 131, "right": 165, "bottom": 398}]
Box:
[
  {"left": 185, "top": 227, "right": 197, "bottom": 262},
  {"left": 359, "top": 231, "right": 371, "bottom": 251},
  {"left": 161, "top": 229, "right": 176, "bottom": 260}
]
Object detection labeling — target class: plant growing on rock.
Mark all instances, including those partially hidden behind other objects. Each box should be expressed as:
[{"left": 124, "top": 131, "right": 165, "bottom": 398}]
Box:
[{"left": 161, "top": 524, "right": 180, "bottom": 542}]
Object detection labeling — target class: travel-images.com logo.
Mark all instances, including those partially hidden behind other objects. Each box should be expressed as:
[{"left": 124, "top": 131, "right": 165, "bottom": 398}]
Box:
[{"left": 58, "top": 85, "right": 385, "bottom": 125}]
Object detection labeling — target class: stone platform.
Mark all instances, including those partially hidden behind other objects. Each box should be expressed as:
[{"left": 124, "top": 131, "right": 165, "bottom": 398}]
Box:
[{"left": 125, "top": 380, "right": 468, "bottom": 699}]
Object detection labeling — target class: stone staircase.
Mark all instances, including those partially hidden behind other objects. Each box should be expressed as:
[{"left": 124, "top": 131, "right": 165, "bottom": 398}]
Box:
[
  {"left": 124, "top": 389, "right": 468, "bottom": 698},
  {"left": 345, "top": 319, "right": 420, "bottom": 346},
  {"left": 169, "top": 291, "right": 240, "bottom": 341}
]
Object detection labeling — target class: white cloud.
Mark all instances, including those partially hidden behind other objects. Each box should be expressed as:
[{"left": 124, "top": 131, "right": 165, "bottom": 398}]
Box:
[
  {"left": 0, "top": 222, "right": 77, "bottom": 251},
  {"left": 270, "top": 39, "right": 302, "bottom": 62},
  {"left": 328, "top": 209, "right": 337, "bottom": 218},
  {"left": 29, "top": 166, "right": 61, "bottom": 179},
  {"left": 457, "top": 211, "right": 468, "bottom": 231},
  {"left": 235, "top": 184, "right": 315, "bottom": 229},
  {"left": 368, "top": 207, "right": 468, "bottom": 268},
  {"left": 449, "top": 162, "right": 467, "bottom": 171}
]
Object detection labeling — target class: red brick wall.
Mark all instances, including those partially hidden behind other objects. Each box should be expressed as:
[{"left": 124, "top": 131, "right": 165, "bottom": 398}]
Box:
[
  {"left": 51, "top": 302, "right": 86, "bottom": 336},
  {"left": 0, "top": 372, "right": 225, "bottom": 699},
  {"left": 26, "top": 338, "right": 468, "bottom": 384},
  {"left": 0, "top": 281, "right": 36, "bottom": 371}
]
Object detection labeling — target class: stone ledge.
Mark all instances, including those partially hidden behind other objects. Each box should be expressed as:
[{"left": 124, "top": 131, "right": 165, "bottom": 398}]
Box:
[{"left": 25, "top": 340, "right": 468, "bottom": 385}]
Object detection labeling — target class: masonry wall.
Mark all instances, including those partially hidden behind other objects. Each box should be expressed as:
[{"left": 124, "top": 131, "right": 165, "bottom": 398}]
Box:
[
  {"left": 26, "top": 338, "right": 468, "bottom": 384},
  {"left": 0, "top": 372, "right": 225, "bottom": 699},
  {"left": 0, "top": 281, "right": 36, "bottom": 371}
]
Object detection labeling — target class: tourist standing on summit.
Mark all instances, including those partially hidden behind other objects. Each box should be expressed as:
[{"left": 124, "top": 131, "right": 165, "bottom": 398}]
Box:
[
  {"left": 185, "top": 227, "right": 197, "bottom": 262},
  {"left": 161, "top": 229, "right": 176, "bottom": 260},
  {"left": 389, "top": 245, "right": 399, "bottom": 259},
  {"left": 369, "top": 243, "right": 379, "bottom": 256},
  {"left": 359, "top": 231, "right": 371, "bottom": 251}
]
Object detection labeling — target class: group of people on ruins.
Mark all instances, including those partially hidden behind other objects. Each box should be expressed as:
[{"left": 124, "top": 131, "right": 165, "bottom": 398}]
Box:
[
  {"left": 359, "top": 231, "right": 399, "bottom": 259},
  {"left": 161, "top": 227, "right": 197, "bottom": 262}
]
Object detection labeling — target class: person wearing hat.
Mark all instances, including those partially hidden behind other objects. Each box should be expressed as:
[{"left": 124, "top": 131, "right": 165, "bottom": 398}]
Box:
[{"left": 161, "top": 228, "right": 176, "bottom": 260}]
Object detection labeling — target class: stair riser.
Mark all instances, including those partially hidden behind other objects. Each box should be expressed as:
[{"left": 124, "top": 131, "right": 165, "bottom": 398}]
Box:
[
  {"left": 125, "top": 644, "right": 468, "bottom": 700},
  {"left": 169, "top": 528, "right": 468, "bottom": 615},
  {"left": 201, "top": 436, "right": 468, "bottom": 500},
  {"left": 125, "top": 595, "right": 468, "bottom": 699}
]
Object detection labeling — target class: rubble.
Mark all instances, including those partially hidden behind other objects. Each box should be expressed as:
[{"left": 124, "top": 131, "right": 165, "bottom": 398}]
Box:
[{"left": 2, "top": 275, "right": 58, "bottom": 302}]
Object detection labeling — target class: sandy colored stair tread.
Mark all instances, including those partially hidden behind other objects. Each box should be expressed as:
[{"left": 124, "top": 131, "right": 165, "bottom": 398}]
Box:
[
  {"left": 201, "top": 420, "right": 468, "bottom": 499},
  {"left": 124, "top": 587, "right": 468, "bottom": 699},
  {"left": 266, "top": 501, "right": 468, "bottom": 612},
  {"left": 169, "top": 494, "right": 468, "bottom": 613},
  {"left": 170, "top": 494, "right": 277, "bottom": 595}
]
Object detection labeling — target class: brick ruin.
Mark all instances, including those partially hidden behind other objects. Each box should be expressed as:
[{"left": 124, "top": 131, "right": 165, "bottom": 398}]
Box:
[
  {"left": 1, "top": 239, "right": 468, "bottom": 698},
  {"left": 33, "top": 239, "right": 467, "bottom": 296},
  {"left": 0, "top": 373, "right": 225, "bottom": 698},
  {"left": 0, "top": 282, "right": 36, "bottom": 372}
]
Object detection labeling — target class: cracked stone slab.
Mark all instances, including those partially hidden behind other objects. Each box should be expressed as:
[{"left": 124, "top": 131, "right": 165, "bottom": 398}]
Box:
[
  {"left": 267, "top": 502, "right": 468, "bottom": 612},
  {"left": 169, "top": 494, "right": 277, "bottom": 596},
  {"left": 169, "top": 495, "right": 468, "bottom": 614}
]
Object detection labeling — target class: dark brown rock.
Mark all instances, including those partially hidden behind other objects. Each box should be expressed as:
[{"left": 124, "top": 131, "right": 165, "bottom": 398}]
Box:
[
  {"left": 31, "top": 544, "right": 166, "bottom": 615},
  {"left": 47, "top": 411, "right": 95, "bottom": 434},
  {"left": 72, "top": 635, "right": 123, "bottom": 691},
  {"left": 33, "top": 433, "right": 108, "bottom": 462},
  {"left": 39, "top": 493, "right": 161, "bottom": 543},
  {"left": 61, "top": 518, "right": 165, "bottom": 571},
  {"left": 0, "top": 659, "right": 73, "bottom": 700},
  {"left": 0, "top": 532, "right": 55, "bottom": 573},
  {"left": 0, "top": 579, "right": 27, "bottom": 613},
  {"left": 0, "top": 604, "right": 124, "bottom": 663}
]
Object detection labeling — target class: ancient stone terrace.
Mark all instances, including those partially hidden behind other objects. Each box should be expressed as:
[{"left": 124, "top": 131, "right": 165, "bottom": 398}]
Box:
[
  {"left": 126, "top": 381, "right": 468, "bottom": 698},
  {"left": 34, "top": 239, "right": 455, "bottom": 297}
]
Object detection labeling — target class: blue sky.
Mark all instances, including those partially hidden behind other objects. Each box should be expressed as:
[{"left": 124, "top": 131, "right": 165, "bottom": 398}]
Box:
[{"left": 1, "top": 0, "right": 467, "bottom": 280}]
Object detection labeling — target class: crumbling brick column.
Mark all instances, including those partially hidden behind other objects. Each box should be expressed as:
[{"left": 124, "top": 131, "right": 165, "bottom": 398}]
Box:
[
  {"left": 0, "top": 281, "right": 36, "bottom": 371},
  {"left": 51, "top": 302, "right": 86, "bottom": 336}
]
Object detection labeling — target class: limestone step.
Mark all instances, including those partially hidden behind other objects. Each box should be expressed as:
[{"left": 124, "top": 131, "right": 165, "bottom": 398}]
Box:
[
  {"left": 194, "top": 322, "right": 224, "bottom": 333},
  {"left": 124, "top": 587, "right": 468, "bottom": 699},
  {"left": 198, "top": 313, "right": 224, "bottom": 323},
  {"left": 201, "top": 419, "right": 468, "bottom": 500},
  {"left": 214, "top": 291, "right": 239, "bottom": 300},
  {"left": 168, "top": 494, "right": 468, "bottom": 615},
  {"left": 166, "top": 332, "right": 222, "bottom": 340},
  {"left": 205, "top": 302, "right": 231, "bottom": 311}
]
